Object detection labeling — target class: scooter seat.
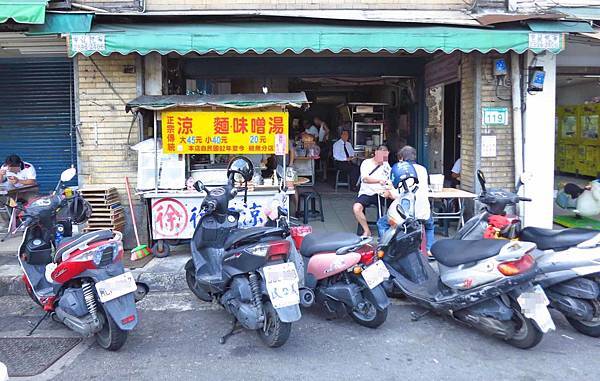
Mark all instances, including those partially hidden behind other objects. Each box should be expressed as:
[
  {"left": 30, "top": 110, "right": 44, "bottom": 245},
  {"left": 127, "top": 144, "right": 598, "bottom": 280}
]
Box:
[
  {"left": 300, "top": 232, "right": 362, "bottom": 257},
  {"left": 431, "top": 239, "right": 507, "bottom": 267},
  {"left": 56, "top": 230, "right": 114, "bottom": 260},
  {"left": 520, "top": 227, "right": 598, "bottom": 251},
  {"left": 224, "top": 227, "right": 285, "bottom": 250}
]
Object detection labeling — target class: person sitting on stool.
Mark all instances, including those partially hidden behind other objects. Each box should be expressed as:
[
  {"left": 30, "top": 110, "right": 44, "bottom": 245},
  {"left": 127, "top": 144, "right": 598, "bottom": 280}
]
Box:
[
  {"left": 353, "top": 145, "right": 391, "bottom": 237},
  {"left": 332, "top": 130, "right": 360, "bottom": 191}
]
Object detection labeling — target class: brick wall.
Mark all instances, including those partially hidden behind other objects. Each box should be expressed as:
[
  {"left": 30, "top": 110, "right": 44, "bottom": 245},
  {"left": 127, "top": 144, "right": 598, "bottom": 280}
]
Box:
[
  {"left": 460, "top": 54, "right": 476, "bottom": 193},
  {"left": 76, "top": 54, "right": 144, "bottom": 247},
  {"left": 459, "top": 53, "right": 515, "bottom": 194},
  {"left": 77, "top": 55, "right": 139, "bottom": 197},
  {"left": 79, "top": 0, "right": 469, "bottom": 11},
  {"left": 479, "top": 54, "right": 514, "bottom": 191}
]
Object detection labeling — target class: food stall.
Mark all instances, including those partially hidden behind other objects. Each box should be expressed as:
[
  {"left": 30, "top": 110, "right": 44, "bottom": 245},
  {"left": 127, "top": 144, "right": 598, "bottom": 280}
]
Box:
[{"left": 125, "top": 93, "right": 308, "bottom": 256}]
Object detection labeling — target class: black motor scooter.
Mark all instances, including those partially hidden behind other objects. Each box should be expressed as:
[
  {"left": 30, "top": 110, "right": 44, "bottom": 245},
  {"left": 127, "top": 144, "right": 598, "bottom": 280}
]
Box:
[
  {"left": 379, "top": 172, "right": 555, "bottom": 349},
  {"left": 185, "top": 157, "right": 301, "bottom": 347}
]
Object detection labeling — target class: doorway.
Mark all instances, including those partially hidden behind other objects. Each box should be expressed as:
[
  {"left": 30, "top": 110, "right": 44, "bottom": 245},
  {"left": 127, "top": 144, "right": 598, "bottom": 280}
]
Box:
[{"left": 443, "top": 81, "right": 461, "bottom": 178}]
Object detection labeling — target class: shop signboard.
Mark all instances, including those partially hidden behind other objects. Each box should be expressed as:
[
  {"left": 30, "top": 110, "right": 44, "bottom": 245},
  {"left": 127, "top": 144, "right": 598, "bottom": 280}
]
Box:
[
  {"left": 161, "top": 111, "right": 288, "bottom": 154},
  {"left": 150, "top": 193, "right": 289, "bottom": 240}
]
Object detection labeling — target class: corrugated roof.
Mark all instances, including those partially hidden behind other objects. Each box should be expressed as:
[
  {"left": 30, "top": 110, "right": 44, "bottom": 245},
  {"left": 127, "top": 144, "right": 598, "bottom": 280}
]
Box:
[{"left": 125, "top": 93, "right": 309, "bottom": 112}]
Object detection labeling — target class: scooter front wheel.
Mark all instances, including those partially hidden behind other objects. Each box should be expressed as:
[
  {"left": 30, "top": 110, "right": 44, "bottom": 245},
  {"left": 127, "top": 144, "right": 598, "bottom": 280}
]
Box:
[
  {"left": 185, "top": 260, "right": 212, "bottom": 302},
  {"left": 566, "top": 317, "right": 600, "bottom": 337},
  {"left": 347, "top": 299, "right": 388, "bottom": 328},
  {"left": 96, "top": 308, "right": 128, "bottom": 351},
  {"left": 257, "top": 301, "right": 291, "bottom": 348},
  {"left": 506, "top": 308, "right": 544, "bottom": 349}
]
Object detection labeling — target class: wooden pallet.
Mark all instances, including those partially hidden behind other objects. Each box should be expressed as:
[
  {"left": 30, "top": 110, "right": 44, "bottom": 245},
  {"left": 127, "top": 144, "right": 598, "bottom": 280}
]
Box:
[{"left": 80, "top": 186, "right": 124, "bottom": 232}]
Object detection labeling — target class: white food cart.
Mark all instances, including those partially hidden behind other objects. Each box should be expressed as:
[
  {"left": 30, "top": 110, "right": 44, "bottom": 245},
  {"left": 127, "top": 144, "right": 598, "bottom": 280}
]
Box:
[{"left": 126, "top": 93, "right": 308, "bottom": 256}]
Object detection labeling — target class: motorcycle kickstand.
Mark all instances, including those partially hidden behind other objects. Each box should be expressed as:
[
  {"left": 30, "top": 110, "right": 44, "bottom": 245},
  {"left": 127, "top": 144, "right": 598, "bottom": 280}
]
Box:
[
  {"left": 27, "top": 311, "right": 50, "bottom": 336},
  {"left": 411, "top": 310, "right": 430, "bottom": 322},
  {"left": 220, "top": 318, "right": 241, "bottom": 345}
]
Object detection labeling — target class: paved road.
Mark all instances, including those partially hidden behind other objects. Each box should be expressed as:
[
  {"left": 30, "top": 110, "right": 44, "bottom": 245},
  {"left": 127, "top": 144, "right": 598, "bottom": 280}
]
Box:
[{"left": 2, "top": 291, "right": 600, "bottom": 381}]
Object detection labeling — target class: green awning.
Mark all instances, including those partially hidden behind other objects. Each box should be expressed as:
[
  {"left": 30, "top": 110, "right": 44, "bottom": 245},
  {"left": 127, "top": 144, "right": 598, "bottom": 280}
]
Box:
[
  {"left": 126, "top": 93, "right": 309, "bottom": 112},
  {"left": 28, "top": 13, "right": 93, "bottom": 35},
  {"left": 0, "top": 0, "right": 48, "bottom": 24},
  {"left": 68, "top": 22, "right": 564, "bottom": 57}
]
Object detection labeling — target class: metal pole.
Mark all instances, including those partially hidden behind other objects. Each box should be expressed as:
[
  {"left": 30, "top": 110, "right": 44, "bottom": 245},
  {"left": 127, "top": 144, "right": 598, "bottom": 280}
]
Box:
[
  {"left": 510, "top": 52, "right": 524, "bottom": 219},
  {"left": 153, "top": 112, "right": 158, "bottom": 194},
  {"left": 474, "top": 54, "right": 483, "bottom": 197}
]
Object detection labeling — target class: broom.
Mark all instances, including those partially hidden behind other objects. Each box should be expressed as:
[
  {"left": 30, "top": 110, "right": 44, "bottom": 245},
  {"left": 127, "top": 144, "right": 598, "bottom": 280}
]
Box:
[{"left": 125, "top": 176, "right": 152, "bottom": 260}]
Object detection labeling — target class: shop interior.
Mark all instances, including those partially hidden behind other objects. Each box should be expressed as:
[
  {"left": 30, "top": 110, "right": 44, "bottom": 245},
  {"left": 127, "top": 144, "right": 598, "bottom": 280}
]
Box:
[
  {"left": 153, "top": 54, "right": 463, "bottom": 192},
  {"left": 554, "top": 35, "right": 600, "bottom": 229},
  {"left": 130, "top": 52, "right": 472, "bottom": 247}
]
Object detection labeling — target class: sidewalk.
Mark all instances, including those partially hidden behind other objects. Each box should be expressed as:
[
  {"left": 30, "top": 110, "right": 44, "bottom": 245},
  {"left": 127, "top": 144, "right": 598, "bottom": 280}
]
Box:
[{"left": 0, "top": 188, "right": 453, "bottom": 296}]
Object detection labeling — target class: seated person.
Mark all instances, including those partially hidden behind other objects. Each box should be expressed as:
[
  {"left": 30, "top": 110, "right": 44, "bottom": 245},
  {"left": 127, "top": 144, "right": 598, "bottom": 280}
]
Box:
[
  {"left": 449, "top": 157, "right": 461, "bottom": 188},
  {"left": 377, "top": 146, "right": 435, "bottom": 252},
  {"left": 0, "top": 154, "right": 37, "bottom": 189},
  {"left": 353, "top": 145, "right": 391, "bottom": 236},
  {"left": 332, "top": 130, "right": 360, "bottom": 191}
]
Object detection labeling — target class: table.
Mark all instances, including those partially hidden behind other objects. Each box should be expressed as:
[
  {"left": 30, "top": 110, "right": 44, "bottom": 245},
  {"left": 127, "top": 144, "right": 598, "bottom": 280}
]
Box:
[
  {"left": 428, "top": 188, "right": 477, "bottom": 234},
  {"left": 0, "top": 183, "right": 39, "bottom": 196},
  {"left": 293, "top": 156, "right": 317, "bottom": 186},
  {"left": 0, "top": 184, "right": 39, "bottom": 239}
]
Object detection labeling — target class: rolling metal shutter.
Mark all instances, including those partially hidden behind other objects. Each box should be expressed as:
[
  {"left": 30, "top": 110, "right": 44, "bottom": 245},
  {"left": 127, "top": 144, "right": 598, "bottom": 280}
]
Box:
[{"left": 0, "top": 57, "right": 76, "bottom": 192}]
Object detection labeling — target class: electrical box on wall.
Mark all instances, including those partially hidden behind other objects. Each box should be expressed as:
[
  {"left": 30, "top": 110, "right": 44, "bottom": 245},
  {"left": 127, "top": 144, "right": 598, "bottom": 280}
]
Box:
[
  {"left": 528, "top": 66, "right": 546, "bottom": 92},
  {"left": 494, "top": 58, "right": 508, "bottom": 77}
]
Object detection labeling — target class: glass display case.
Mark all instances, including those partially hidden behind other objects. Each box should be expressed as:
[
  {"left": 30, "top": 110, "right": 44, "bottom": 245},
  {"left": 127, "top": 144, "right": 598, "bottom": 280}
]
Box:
[{"left": 347, "top": 103, "right": 386, "bottom": 153}]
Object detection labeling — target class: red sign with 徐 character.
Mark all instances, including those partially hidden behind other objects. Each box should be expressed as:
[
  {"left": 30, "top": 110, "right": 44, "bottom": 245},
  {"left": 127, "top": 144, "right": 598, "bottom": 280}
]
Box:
[{"left": 161, "top": 111, "right": 288, "bottom": 154}]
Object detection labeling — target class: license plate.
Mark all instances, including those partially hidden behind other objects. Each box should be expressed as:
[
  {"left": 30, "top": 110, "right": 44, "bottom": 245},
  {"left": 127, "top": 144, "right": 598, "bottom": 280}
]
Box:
[
  {"left": 263, "top": 262, "right": 300, "bottom": 309},
  {"left": 361, "top": 260, "right": 390, "bottom": 289},
  {"left": 95, "top": 272, "right": 137, "bottom": 303},
  {"left": 517, "top": 285, "right": 556, "bottom": 333}
]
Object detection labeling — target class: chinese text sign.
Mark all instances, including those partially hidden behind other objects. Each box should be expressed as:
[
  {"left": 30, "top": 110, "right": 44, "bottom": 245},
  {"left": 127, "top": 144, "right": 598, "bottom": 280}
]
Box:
[{"left": 161, "top": 111, "right": 289, "bottom": 154}]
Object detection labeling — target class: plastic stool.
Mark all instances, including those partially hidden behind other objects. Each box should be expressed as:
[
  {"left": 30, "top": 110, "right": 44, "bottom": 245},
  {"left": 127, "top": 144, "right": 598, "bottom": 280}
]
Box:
[
  {"left": 335, "top": 170, "right": 350, "bottom": 191},
  {"left": 297, "top": 190, "right": 325, "bottom": 224}
]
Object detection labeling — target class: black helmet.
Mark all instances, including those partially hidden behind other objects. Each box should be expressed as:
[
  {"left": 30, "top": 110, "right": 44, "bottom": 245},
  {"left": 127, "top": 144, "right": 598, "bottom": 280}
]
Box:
[
  {"left": 227, "top": 156, "right": 254, "bottom": 183},
  {"left": 68, "top": 194, "right": 92, "bottom": 224}
]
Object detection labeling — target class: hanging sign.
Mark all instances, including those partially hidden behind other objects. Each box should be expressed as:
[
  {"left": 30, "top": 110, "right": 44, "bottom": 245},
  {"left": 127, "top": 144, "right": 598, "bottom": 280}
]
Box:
[
  {"left": 161, "top": 111, "right": 288, "bottom": 154},
  {"left": 528, "top": 33, "right": 562, "bottom": 50},
  {"left": 70, "top": 33, "right": 106, "bottom": 53}
]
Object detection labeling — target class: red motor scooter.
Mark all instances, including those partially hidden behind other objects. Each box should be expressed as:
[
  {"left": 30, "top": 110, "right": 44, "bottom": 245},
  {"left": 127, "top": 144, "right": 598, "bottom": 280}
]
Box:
[
  {"left": 15, "top": 168, "right": 147, "bottom": 351},
  {"left": 291, "top": 226, "right": 390, "bottom": 328}
]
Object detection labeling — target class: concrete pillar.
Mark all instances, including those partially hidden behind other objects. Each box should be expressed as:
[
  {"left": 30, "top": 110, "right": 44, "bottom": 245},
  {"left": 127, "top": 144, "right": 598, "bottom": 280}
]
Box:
[
  {"left": 144, "top": 53, "right": 163, "bottom": 95},
  {"left": 522, "top": 52, "right": 557, "bottom": 228}
]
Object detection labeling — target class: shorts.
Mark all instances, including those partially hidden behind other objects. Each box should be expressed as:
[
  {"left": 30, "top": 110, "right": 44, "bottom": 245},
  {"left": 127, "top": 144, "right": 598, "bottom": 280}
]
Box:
[{"left": 355, "top": 194, "right": 381, "bottom": 209}]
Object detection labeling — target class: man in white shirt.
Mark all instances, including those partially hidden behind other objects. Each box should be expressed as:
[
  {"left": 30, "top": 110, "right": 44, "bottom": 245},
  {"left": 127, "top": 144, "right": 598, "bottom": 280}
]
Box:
[
  {"left": 450, "top": 157, "right": 461, "bottom": 187},
  {"left": 332, "top": 130, "right": 359, "bottom": 190},
  {"left": 314, "top": 116, "right": 329, "bottom": 143},
  {"left": 353, "top": 145, "right": 391, "bottom": 236},
  {"left": 0, "top": 154, "right": 37, "bottom": 188},
  {"left": 314, "top": 116, "right": 330, "bottom": 181}
]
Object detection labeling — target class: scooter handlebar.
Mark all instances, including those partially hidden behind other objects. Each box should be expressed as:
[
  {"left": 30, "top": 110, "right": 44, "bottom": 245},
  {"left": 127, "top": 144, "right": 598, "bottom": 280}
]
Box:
[{"left": 519, "top": 197, "right": 532, "bottom": 202}]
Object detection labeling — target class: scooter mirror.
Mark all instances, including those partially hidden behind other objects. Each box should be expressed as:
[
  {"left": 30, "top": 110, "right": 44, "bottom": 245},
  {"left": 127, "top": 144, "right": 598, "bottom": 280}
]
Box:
[
  {"left": 396, "top": 203, "right": 407, "bottom": 220},
  {"left": 193, "top": 180, "right": 206, "bottom": 193},
  {"left": 60, "top": 168, "right": 76, "bottom": 182},
  {"left": 277, "top": 206, "right": 288, "bottom": 218},
  {"left": 477, "top": 170, "right": 487, "bottom": 192}
]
